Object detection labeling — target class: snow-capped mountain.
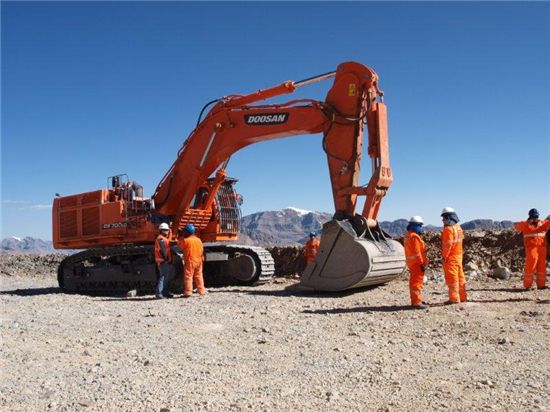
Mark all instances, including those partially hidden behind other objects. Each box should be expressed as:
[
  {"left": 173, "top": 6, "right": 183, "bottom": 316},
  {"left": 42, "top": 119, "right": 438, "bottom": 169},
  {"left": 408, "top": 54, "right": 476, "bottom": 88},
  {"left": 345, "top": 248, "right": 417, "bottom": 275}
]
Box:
[{"left": 1, "top": 236, "right": 56, "bottom": 254}]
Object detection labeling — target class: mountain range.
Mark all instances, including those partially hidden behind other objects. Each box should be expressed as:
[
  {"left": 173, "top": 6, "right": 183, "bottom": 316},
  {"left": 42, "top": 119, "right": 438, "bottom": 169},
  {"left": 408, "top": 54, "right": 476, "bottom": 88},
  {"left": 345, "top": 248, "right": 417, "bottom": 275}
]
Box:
[
  {"left": 240, "top": 210, "right": 514, "bottom": 246},
  {"left": 2, "top": 208, "right": 516, "bottom": 252}
]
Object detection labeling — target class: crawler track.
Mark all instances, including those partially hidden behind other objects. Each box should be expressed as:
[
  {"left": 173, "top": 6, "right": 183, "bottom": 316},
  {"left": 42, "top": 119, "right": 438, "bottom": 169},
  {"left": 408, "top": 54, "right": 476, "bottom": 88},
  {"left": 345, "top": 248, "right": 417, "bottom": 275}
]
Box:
[
  {"left": 57, "top": 244, "right": 274, "bottom": 295},
  {"left": 203, "top": 243, "right": 275, "bottom": 286}
]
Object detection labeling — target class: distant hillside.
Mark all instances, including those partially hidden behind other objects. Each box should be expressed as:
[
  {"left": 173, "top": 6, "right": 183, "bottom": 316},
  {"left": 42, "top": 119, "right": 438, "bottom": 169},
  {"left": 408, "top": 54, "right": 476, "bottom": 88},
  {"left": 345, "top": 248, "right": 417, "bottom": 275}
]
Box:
[
  {"left": 461, "top": 219, "right": 514, "bottom": 230},
  {"left": 380, "top": 219, "right": 515, "bottom": 236},
  {"left": 378, "top": 219, "right": 410, "bottom": 236},
  {"left": 239, "top": 207, "right": 332, "bottom": 246}
]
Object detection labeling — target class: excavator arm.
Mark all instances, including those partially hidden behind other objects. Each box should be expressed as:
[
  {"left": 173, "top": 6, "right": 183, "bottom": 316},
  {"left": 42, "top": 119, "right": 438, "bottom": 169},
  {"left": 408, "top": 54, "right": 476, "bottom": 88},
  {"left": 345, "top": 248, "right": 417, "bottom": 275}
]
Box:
[{"left": 153, "top": 62, "right": 392, "bottom": 232}]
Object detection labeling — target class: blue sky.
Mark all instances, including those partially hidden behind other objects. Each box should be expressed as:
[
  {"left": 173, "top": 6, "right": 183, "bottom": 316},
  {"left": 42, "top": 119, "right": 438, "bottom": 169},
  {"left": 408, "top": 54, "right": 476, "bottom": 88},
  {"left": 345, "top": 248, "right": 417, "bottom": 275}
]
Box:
[{"left": 2, "top": 1, "right": 549, "bottom": 240}]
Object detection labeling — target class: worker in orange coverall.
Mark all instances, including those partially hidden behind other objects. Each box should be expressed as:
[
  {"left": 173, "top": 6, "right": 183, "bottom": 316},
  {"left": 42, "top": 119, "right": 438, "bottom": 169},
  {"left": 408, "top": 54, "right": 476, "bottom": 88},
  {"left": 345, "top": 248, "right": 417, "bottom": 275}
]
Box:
[
  {"left": 305, "top": 231, "right": 320, "bottom": 264},
  {"left": 154, "top": 223, "right": 174, "bottom": 299},
  {"left": 514, "top": 208, "right": 550, "bottom": 290},
  {"left": 440, "top": 207, "right": 466, "bottom": 304},
  {"left": 177, "top": 224, "right": 206, "bottom": 297},
  {"left": 403, "top": 216, "right": 429, "bottom": 309}
]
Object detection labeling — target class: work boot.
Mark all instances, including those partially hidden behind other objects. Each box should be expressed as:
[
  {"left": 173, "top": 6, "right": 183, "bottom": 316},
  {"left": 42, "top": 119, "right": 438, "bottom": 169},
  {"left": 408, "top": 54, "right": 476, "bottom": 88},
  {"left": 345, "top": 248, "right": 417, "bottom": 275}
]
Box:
[
  {"left": 411, "top": 304, "right": 429, "bottom": 310},
  {"left": 155, "top": 294, "right": 166, "bottom": 300},
  {"left": 163, "top": 292, "right": 175, "bottom": 299},
  {"left": 182, "top": 294, "right": 192, "bottom": 298},
  {"left": 444, "top": 300, "right": 459, "bottom": 305}
]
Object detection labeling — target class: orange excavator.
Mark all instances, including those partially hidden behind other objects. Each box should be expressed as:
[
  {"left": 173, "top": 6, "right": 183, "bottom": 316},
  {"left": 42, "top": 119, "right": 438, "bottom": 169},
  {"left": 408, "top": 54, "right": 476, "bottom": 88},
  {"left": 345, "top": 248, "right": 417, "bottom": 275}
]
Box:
[{"left": 53, "top": 61, "right": 405, "bottom": 294}]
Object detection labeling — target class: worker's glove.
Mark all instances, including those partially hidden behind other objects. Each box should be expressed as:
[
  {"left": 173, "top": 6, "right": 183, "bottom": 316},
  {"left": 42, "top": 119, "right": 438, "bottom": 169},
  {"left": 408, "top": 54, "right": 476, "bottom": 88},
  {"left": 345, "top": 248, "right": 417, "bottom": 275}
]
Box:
[{"left": 420, "top": 265, "right": 426, "bottom": 272}]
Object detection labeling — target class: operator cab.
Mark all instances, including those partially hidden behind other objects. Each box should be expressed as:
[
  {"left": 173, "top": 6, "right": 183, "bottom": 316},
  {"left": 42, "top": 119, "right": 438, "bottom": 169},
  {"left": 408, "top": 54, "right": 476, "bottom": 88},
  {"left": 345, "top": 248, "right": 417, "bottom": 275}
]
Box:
[{"left": 108, "top": 174, "right": 151, "bottom": 215}]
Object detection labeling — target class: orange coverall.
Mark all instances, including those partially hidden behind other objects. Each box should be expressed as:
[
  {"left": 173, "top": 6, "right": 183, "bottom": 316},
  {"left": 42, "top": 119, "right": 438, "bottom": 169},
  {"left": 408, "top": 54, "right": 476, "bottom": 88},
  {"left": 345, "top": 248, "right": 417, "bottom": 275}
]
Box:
[
  {"left": 305, "top": 238, "right": 320, "bottom": 264},
  {"left": 514, "top": 219, "right": 550, "bottom": 289},
  {"left": 178, "top": 235, "right": 206, "bottom": 296},
  {"left": 403, "top": 230, "right": 428, "bottom": 306},
  {"left": 442, "top": 224, "right": 466, "bottom": 303},
  {"left": 154, "top": 234, "right": 172, "bottom": 265}
]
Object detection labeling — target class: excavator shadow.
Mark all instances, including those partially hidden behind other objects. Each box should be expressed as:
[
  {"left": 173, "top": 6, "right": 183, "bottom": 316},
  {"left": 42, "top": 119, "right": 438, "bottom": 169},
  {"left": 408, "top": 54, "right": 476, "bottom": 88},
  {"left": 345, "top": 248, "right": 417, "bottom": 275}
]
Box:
[
  {"left": 0, "top": 287, "right": 62, "bottom": 297},
  {"left": 214, "top": 284, "right": 382, "bottom": 298}
]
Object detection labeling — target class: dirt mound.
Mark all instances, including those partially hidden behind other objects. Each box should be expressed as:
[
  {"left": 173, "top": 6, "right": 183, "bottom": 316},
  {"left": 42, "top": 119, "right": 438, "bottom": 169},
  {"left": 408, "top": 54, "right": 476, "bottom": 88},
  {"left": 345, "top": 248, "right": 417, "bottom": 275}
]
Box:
[
  {"left": 268, "top": 246, "right": 306, "bottom": 277},
  {"left": 0, "top": 254, "right": 65, "bottom": 277},
  {"left": 415, "top": 229, "right": 527, "bottom": 273},
  {"left": 270, "top": 229, "right": 539, "bottom": 277}
]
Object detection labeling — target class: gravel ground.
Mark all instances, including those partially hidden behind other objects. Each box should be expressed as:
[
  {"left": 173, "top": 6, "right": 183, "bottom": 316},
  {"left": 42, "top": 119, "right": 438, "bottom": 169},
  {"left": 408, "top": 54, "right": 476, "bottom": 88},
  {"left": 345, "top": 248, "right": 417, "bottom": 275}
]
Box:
[{"left": 1, "top": 272, "right": 549, "bottom": 411}]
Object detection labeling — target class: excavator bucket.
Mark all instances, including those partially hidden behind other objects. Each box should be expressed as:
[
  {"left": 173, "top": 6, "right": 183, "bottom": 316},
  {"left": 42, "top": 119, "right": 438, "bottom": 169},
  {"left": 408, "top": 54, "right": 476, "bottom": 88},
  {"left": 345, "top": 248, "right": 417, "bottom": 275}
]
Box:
[{"left": 299, "top": 220, "right": 406, "bottom": 292}]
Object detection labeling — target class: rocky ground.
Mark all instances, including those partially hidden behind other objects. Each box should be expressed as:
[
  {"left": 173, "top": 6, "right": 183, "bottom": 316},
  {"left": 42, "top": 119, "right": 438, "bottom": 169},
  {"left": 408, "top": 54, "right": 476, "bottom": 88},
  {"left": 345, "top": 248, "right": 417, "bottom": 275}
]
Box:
[{"left": 1, "top": 258, "right": 549, "bottom": 411}]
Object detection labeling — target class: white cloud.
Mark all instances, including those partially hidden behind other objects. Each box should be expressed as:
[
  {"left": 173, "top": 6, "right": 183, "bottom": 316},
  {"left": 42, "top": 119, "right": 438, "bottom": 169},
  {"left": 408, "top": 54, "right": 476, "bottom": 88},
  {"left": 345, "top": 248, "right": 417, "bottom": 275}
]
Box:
[
  {"left": 2, "top": 199, "right": 32, "bottom": 204},
  {"left": 2, "top": 199, "right": 52, "bottom": 210},
  {"left": 16, "top": 204, "right": 52, "bottom": 211},
  {"left": 28, "top": 204, "right": 52, "bottom": 210}
]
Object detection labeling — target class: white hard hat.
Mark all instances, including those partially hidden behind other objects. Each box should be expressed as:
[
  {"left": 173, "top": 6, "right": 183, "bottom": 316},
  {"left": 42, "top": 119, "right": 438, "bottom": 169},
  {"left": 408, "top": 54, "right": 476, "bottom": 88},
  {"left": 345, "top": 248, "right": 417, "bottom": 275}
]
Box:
[
  {"left": 159, "top": 223, "right": 170, "bottom": 231},
  {"left": 441, "top": 207, "right": 455, "bottom": 215},
  {"left": 409, "top": 216, "right": 424, "bottom": 224}
]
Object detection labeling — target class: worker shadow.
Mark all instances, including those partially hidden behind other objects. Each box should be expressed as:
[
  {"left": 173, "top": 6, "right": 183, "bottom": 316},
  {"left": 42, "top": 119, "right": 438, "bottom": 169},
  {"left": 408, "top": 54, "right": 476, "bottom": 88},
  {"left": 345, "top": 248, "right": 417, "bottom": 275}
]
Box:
[
  {"left": 468, "top": 287, "right": 527, "bottom": 293},
  {"left": 425, "top": 297, "right": 532, "bottom": 307},
  {"left": 0, "top": 287, "right": 62, "bottom": 296},
  {"left": 466, "top": 297, "right": 532, "bottom": 304},
  {"left": 303, "top": 304, "right": 417, "bottom": 315},
  {"left": 98, "top": 296, "right": 163, "bottom": 302}
]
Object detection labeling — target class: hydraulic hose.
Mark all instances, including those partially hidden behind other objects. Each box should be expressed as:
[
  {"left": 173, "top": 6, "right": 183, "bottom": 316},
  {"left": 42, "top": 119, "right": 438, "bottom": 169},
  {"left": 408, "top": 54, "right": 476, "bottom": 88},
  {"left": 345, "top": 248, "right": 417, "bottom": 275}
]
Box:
[{"left": 196, "top": 99, "right": 221, "bottom": 127}]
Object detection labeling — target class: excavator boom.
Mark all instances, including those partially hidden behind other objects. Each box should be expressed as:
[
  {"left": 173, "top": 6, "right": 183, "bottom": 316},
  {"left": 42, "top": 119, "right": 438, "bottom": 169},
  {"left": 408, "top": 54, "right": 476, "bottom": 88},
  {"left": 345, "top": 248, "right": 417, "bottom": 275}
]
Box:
[
  {"left": 154, "top": 62, "right": 393, "bottom": 228},
  {"left": 152, "top": 61, "right": 405, "bottom": 291}
]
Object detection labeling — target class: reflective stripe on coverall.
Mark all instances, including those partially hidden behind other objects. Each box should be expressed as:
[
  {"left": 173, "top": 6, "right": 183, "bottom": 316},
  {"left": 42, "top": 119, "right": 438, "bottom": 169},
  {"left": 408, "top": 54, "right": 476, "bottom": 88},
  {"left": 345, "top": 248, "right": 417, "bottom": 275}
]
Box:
[
  {"left": 403, "top": 230, "right": 428, "bottom": 306},
  {"left": 305, "top": 238, "right": 320, "bottom": 264},
  {"left": 441, "top": 224, "right": 466, "bottom": 303},
  {"left": 514, "top": 220, "right": 550, "bottom": 289},
  {"left": 178, "top": 235, "right": 206, "bottom": 296}
]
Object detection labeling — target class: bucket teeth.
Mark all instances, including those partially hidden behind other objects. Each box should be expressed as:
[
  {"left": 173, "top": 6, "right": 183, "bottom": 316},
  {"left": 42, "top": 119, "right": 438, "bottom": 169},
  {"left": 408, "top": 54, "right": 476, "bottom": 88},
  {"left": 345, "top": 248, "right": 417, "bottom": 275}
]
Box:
[{"left": 299, "top": 220, "right": 406, "bottom": 292}]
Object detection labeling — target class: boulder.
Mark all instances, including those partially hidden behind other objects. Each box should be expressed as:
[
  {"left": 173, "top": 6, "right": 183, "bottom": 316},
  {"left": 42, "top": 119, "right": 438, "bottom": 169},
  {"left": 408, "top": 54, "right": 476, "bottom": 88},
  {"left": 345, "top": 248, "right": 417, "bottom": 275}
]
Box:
[{"left": 492, "top": 267, "right": 511, "bottom": 280}]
